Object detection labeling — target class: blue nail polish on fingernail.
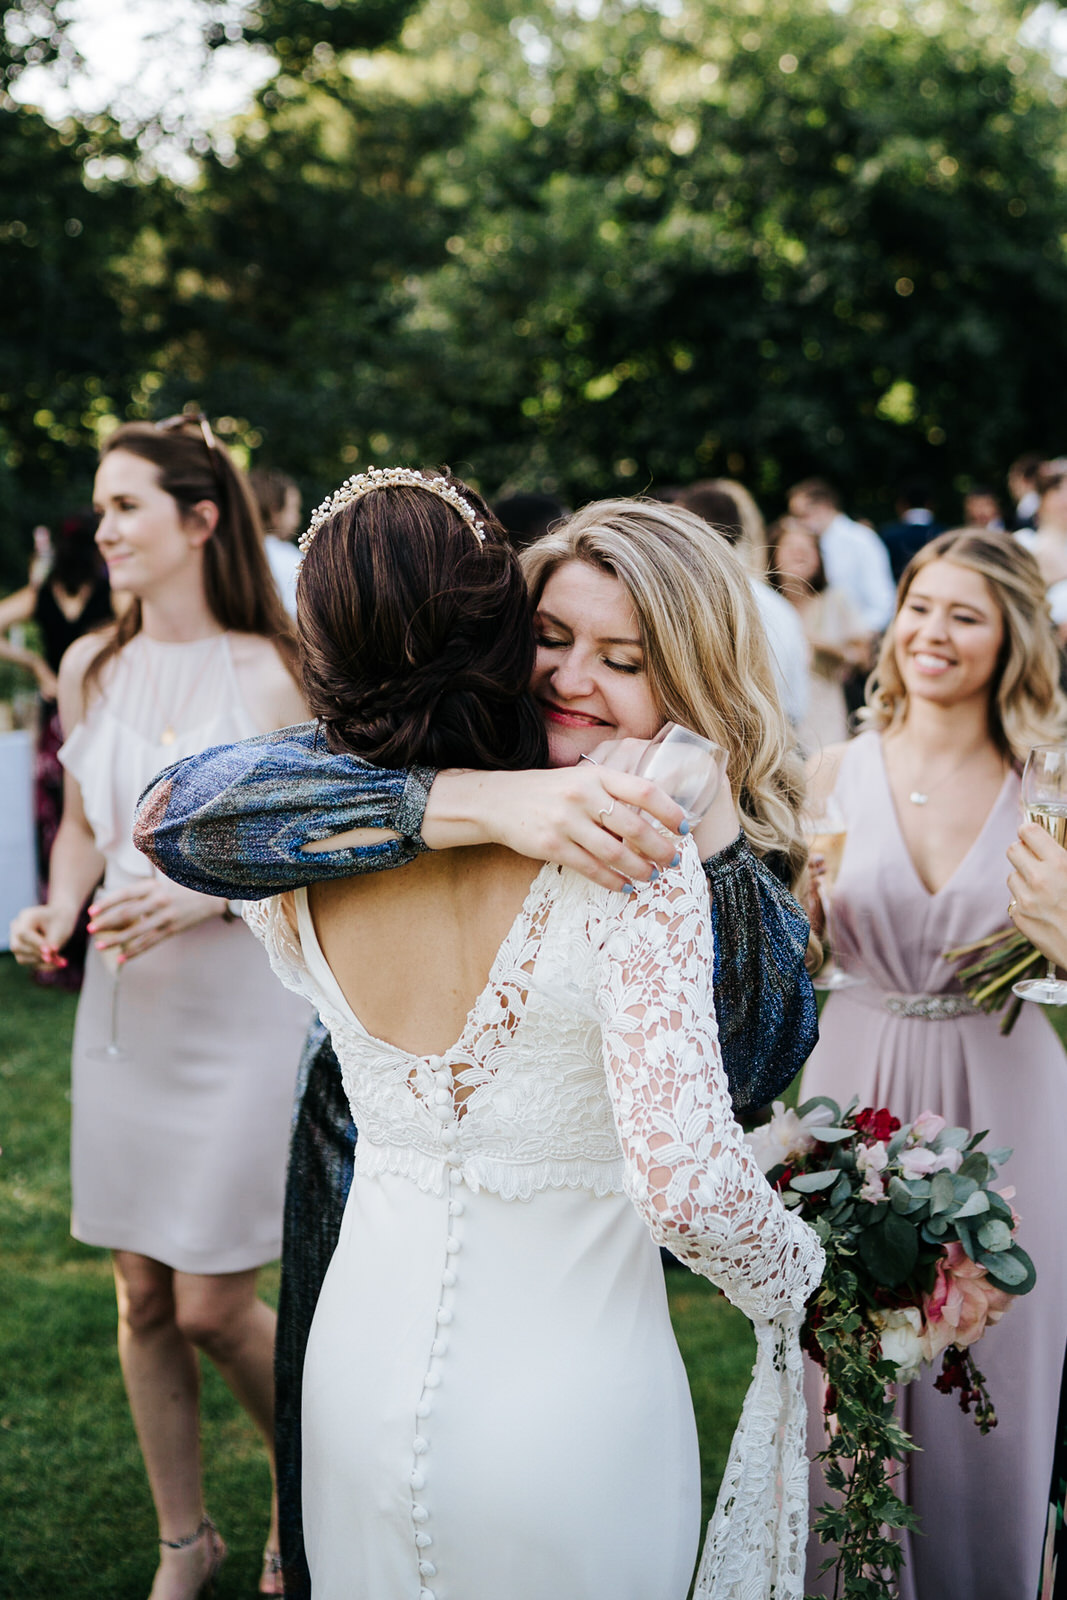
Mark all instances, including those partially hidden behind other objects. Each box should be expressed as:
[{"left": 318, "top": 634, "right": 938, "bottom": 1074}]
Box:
[
  {"left": 670, "top": 852, "right": 680, "bottom": 867},
  {"left": 679, "top": 820, "right": 690, "bottom": 835},
  {"left": 650, "top": 867, "right": 660, "bottom": 882},
  {"left": 622, "top": 883, "right": 636, "bottom": 895}
]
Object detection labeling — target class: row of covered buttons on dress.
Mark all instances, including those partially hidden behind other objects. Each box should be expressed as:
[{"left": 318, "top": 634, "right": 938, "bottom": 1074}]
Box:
[{"left": 409, "top": 1053, "right": 466, "bottom": 1600}]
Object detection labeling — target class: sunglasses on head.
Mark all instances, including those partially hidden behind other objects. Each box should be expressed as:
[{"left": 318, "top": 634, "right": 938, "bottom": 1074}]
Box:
[{"left": 157, "top": 412, "right": 226, "bottom": 489}]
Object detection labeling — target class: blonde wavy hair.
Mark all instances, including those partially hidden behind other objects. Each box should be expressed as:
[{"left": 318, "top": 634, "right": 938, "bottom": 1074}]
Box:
[
  {"left": 521, "top": 498, "right": 808, "bottom": 885},
  {"left": 861, "top": 529, "right": 1067, "bottom": 761}
]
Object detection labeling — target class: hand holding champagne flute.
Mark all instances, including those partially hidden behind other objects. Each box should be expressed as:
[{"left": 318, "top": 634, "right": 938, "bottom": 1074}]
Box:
[
  {"left": 533, "top": 724, "right": 725, "bottom": 1017},
  {"left": 804, "top": 793, "right": 857, "bottom": 991},
  {"left": 1012, "top": 744, "right": 1067, "bottom": 1005}
]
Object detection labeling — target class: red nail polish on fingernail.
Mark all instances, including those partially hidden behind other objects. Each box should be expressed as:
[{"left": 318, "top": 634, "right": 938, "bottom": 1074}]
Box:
[
  {"left": 86, "top": 923, "right": 97, "bottom": 934},
  {"left": 117, "top": 954, "right": 127, "bottom": 965}
]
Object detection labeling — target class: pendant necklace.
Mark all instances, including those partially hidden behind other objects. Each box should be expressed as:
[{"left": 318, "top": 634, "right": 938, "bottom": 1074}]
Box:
[
  {"left": 904, "top": 745, "right": 997, "bottom": 806},
  {"left": 139, "top": 633, "right": 226, "bottom": 747}
]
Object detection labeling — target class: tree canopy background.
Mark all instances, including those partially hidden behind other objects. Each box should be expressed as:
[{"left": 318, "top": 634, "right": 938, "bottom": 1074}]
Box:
[{"left": 3, "top": 0, "right": 1067, "bottom": 581}]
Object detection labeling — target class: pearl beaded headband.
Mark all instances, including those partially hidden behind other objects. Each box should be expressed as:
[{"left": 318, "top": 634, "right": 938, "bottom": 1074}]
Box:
[{"left": 298, "top": 465, "right": 488, "bottom": 560}]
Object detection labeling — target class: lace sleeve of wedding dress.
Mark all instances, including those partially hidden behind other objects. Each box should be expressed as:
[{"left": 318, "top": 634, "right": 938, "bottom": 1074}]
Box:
[
  {"left": 241, "top": 893, "right": 324, "bottom": 1015},
  {"left": 595, "top": 838, "right": 825, "bottom": 1600}
]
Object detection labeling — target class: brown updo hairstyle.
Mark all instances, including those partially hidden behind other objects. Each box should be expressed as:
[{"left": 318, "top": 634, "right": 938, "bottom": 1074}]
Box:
[
  {"left": 297, "top": 470, "right": 548, "bottom": 771},
  {"left": 86, "top": 415, "right": 299, "bottom": 695}
]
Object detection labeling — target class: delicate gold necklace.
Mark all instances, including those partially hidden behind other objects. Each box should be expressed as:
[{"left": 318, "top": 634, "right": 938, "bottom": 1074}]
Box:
[
  {"left": 138, "top": 633, "right": 226, "bottom": 746},
  {"left": 902, "top": 744, "right": 998, "bottom": 806}
]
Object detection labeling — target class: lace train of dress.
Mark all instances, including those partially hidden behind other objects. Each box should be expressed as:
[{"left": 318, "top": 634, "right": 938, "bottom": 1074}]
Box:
[{"left": 246, "top": 840, "right": 823, "bottom": 1599}]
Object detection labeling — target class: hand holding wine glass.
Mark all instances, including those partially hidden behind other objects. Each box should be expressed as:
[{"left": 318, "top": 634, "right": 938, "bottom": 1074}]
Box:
[
  {"left": 1011, "top": 744, "right": 1067, "bottom": 1005},
  {"left": 531, "top": 724, "right": 725, "bottom": 1017},
  {"left": 803, "top": 793, "right": 857, "bottom": 991},
  {"left": 632, "top": 724, "right": 728, "bottom": 826}
]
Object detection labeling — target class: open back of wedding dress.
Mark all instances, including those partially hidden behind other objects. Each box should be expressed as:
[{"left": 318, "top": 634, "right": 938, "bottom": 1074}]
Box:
[{"left": 247, "top": 838, "right": 824, "bottom": 1600}]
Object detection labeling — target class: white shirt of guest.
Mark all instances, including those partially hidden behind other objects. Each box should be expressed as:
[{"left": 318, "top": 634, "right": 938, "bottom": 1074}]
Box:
[
  {"left": 265, "top": 536, "right": 301, "bottom": 619},
  {"left": 1015, "top": 530, "right": 1067, "bottom": 626},
  {"left": 818, "top": 513, "right": 896, "bottom": 633},
  {"left": 751, "top": 579, "right": 810, "bottom": 728}
]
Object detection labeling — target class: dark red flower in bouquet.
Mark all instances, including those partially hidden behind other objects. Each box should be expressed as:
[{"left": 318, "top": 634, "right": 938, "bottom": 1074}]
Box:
[{"left": 853, "top": 1106, "right": 901, "bottom": 1142}]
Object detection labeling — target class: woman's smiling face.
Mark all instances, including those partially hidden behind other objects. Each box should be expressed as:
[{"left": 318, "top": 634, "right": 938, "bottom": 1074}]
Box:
[
  {"left": 893, "top": 558, "right": 1004, "bottom": 709},
  {"left": 530, "top": 560, "right": 663, "bottom": 768}
]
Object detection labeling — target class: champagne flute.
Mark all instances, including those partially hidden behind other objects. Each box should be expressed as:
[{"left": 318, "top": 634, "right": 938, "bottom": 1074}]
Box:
[
  {"left": 87, "top": 941, "right": 127, "bottom": 1060},
  {"left": 804, "top": 793, "right": 858, "bottom": 992},
  {"left": 1012, "top": 744, "right": 1067, "bottom": 1005}
]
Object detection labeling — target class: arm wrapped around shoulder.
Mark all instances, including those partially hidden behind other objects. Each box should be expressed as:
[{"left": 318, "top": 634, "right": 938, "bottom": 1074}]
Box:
[
  {"left": 597, "top": 840, "right": 824, "bottom": 1323},
  {"left": 133, "top": 720, "right": 434, "bottom": 897}
]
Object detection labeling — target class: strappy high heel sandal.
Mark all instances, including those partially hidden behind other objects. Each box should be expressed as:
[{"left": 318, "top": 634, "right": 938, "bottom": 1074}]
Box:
[
  {"left": 259, "top": 1545, "right": 285, "bottom": 1596},
  {"left": 157, "top": 1514, "right": 228, "bottom": 1597}
]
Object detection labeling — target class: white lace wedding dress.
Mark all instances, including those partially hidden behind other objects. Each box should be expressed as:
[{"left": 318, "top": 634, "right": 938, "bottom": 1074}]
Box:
[{"left": 247, "top": 839, "right": 824, "bottom": 1600}]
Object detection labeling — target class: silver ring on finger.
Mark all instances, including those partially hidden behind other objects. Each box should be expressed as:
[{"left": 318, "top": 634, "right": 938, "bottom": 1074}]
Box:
[
  {"left": 1008, "top": 898, "right": 1017, "bottom": 915},
  {"left": 579, "top": 753, "right": 599, "bottom": 766},
  {"left": 598, "top": 798, "right": 617, "bottom": 822}
]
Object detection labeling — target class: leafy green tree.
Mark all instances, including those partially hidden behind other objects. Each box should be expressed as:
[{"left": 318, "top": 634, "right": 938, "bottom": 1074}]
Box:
[
  {"left": 361, "top": 0, "right": 1067, "bottom": 513},
  {"left": 0, "top": 6, "right": 150, "bottom": 578},
  {"left": 6, "top": 0, "right": 1067, "bottom": 574}
]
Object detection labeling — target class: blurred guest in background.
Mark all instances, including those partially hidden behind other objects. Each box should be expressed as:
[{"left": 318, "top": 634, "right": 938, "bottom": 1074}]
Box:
[
  {"left": 767, "top": 516, "right": 872, "bottom": 752},
  {"left": 1016, "top": 458, "right": 1067, "bottom": 647},
  {"left": 492, "top": 490, "right": 569, "bottom": 551},
  {"left": 0, "top": 510, "right": 112, "bottom": 903},
  {"left": 962, "top": 485, "right": 1004, "bottom": 531},
  {"left": 678, "top": 479, "right": 810, "bottom": 729},
  {"left": 879, "top": 480, "right": 945, "bottom": 582},
  {"left": 250, "top": 466, "right": 302, "bottom": 619},
  {"left": 788, "top": 476, "right": 896, "bottom": 634},
  {"left": 1008, "top": 451, "right": 1043, "bottom": 531}
]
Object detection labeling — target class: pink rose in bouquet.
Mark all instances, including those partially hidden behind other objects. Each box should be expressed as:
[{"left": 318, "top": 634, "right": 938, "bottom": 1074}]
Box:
[
  {"left": 898, "top": 1143, "right": 963, "bottom": 1179},
  {"left": 920, "top": 1241, "right": 1014, "bottom": 1362}
]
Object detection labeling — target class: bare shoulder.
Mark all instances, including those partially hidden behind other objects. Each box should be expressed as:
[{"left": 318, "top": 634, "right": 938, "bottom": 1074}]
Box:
[
  {"left": 57, "top": 626, "right": 115, "bottom": 730},
  {"left": 229, "top": 632, "right": 307, "bottom": 732},
  {"left": 805, "top": 741, "right": 849, "bottom": 811}
]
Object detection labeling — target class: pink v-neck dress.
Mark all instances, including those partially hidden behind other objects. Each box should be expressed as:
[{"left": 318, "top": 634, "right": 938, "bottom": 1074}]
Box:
[
  {"left": 60, "top": 634, "right": 310, "bottom": 1273},
  {"left": 800, "top": 730, "right": 1067, "bottom": 1600}
]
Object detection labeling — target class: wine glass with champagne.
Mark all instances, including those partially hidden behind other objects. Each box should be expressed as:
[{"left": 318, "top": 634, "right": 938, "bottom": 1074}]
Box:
[
  {"left": 1012, "top": 744, "right": 1067, "bottom": 1005},
  {"left": 804, "top": 792, "right": 858, "bottom": 991}
]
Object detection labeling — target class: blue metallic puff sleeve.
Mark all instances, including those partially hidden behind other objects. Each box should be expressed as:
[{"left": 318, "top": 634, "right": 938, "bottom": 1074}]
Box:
[
  {"left": 705, "top": 832, "right": 817, "bottom": 1110},
  {"left": 133, "top": 721, "right": 434, "bottom": 898}
]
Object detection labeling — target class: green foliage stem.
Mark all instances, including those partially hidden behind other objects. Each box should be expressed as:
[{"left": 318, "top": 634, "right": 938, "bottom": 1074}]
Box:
[{"left": 808, "top": 1244, "right": 919, "bottom": 1600}]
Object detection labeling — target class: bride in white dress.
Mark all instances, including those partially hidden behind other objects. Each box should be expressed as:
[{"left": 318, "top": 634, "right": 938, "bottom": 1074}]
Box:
[{"left": 247, "top": 469, "right": 825, "bottom": 1599}]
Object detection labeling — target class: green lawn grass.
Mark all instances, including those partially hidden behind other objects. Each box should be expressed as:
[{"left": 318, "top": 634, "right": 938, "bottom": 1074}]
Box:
[{"left": 0, "top": 953, "right": 754, "bottom": 1596}]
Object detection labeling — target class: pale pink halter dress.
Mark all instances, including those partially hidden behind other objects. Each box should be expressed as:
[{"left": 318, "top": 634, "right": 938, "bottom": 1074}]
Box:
[
  {"left": 800, "top": 730, "right": 1067, "bottom": 1599},
  {"left": 60, "top": 633, "right": 310, "bottom": 1273}
]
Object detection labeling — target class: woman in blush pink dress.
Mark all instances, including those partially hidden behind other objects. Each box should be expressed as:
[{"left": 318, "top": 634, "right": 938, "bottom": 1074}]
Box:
[
  {"left": 801, "top": 530, "right": 1067, "bottom": 1600},
  {"left": 10, "top": 417, "right": 310, "bottom": 1599}
]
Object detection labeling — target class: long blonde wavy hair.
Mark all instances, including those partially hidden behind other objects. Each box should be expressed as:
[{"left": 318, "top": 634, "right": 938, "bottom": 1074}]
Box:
[
  {"left": 861, "top": 529, "right": 1067, "bottom": 761},
  {"left": 521, "top": 498, "right": 808, "bottom": 885}
]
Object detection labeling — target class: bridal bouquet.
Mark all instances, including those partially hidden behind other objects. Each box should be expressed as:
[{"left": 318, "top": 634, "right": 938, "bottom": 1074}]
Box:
[{"left": 747, "top": 1096, "right": 1035, "bottom": 1597}]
